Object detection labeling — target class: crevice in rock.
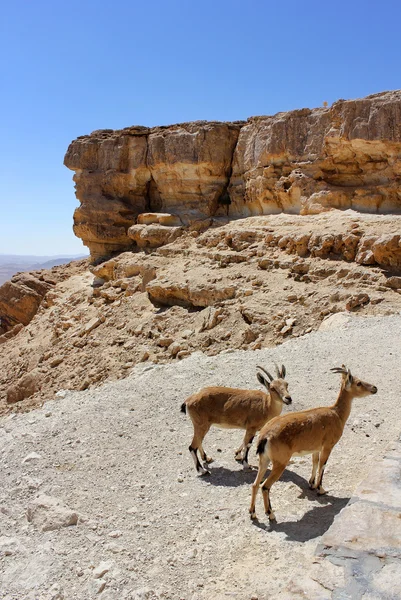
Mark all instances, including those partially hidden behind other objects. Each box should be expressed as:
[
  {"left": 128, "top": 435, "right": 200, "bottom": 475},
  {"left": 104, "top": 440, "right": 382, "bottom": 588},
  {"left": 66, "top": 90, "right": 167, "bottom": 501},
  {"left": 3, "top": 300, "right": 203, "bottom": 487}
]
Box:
[{"left": 215, "top": 125, "right": 244, "bottom": 217}]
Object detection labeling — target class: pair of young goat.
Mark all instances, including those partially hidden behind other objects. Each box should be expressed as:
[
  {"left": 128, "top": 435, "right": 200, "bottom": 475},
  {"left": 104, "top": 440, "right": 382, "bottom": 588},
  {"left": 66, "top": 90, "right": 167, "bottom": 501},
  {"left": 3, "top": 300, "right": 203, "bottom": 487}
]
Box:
[{"left": 181, "top": 364, "right": 377, "bottom": 522}]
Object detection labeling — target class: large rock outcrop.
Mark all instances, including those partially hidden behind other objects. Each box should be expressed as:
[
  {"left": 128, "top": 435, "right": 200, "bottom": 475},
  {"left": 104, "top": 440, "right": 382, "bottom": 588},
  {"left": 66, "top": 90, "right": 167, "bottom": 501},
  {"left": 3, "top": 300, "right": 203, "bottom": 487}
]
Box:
[{"left": 65, "top": 91, "right": 401, "bottom": 260}]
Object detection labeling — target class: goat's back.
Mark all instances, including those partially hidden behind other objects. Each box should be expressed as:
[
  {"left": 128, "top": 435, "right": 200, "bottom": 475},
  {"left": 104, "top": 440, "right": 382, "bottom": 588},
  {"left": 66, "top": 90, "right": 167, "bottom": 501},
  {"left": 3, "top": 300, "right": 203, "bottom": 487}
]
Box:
[
  {"left": 260, "top": 407, "right": 343, "bottom": 455},
  {"left": 184, "top": 386, "right": 269, "bottom": 428}
]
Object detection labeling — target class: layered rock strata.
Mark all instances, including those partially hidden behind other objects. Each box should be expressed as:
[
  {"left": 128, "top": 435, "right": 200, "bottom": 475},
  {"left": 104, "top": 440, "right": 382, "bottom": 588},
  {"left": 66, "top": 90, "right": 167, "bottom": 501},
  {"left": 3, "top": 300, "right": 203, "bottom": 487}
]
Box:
[
  {"left": 2, "top": 212, "right": 401, "bottom": 414},
  {"left": 65, "top": 91, "right": 401, "bottom": 260}
]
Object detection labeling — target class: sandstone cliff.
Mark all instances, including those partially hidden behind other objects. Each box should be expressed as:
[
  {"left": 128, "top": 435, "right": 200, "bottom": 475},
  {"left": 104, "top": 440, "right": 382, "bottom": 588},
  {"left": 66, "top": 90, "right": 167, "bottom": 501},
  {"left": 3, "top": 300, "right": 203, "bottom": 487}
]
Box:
[{"left": 65, "top": 91, "right": 401, "bottom": 260}]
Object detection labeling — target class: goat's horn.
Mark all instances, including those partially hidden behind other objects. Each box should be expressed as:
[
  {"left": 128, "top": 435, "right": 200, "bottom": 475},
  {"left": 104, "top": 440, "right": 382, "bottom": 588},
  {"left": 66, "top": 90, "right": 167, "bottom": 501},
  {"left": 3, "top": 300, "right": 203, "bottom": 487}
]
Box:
[
  {"left": 257, "top": 365, "right": 273, "bottom": 382},
  {"left": 274, "top": 363, "right": 286, "bottom": 378},
  {"left": 330, "top": 367, "right": 347, "bottom": 374}
]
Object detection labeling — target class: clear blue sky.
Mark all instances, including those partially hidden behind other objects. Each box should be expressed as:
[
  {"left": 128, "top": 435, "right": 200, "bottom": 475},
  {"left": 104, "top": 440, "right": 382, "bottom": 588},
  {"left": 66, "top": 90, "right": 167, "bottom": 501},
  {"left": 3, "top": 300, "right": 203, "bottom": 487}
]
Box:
[{"left": 1, "top": 0, "right": 400, "bottom": 255}]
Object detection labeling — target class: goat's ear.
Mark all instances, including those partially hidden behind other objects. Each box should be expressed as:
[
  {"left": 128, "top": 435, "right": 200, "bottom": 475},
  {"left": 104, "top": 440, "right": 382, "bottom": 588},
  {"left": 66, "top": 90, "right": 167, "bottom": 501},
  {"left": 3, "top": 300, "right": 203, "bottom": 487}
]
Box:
[
  {"left": 345, "top": 371, "right": 353, "bottom": 390},
  {"left": 257, "top": 372, "right": 270, "bottom": 389},
  {"left": 281, "top": 364, "right": 286, "bottom": 379}
]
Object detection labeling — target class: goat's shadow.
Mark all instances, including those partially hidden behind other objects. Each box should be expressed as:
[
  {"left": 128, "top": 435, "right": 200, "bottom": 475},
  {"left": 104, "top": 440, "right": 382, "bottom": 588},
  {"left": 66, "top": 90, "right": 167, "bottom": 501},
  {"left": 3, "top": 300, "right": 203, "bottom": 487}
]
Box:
[
  {"left": 251, "top": 472, "right": 350, "bottom": 542},
  {"left": 200, "top": 464, "right": 256, "bottom": 487},
  {"left": 251, "top": 494, "right": 349, "bottom": 542},
  {"left": 202, "top": 464, "right": 349, "bottom": 541}
]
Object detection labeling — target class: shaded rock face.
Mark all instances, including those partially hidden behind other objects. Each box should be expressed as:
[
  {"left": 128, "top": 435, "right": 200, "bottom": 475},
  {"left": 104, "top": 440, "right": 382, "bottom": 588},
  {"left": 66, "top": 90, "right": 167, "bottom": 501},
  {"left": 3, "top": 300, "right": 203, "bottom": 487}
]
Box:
[
  {"left": 65, "top": 123, "right": 241, "bottom": 260},
  {"left": 65, "top": 91, "right": 401, "bottom": 260}
]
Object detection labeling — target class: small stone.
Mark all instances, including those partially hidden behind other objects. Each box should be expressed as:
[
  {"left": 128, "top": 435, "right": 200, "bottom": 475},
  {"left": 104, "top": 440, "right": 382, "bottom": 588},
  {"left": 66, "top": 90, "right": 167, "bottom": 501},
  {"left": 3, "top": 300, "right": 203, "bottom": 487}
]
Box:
[
  {"left": 105, "top": 542, "right": 125, "bottom": 553},
  {"left": 50, "top": 356, "right": 64, "bottom": 368},
  {"left": 93, "top": 560, "right": 113, "bottom": 579},
  {"left": 91, "top": 579, "right": 107, "bottom": 594},
  {"left": 139, "top": 349, "right": 150, "bottom": 362},
  {"left": 346, "top": 293, "right": 370, "bottom": 311},
  {"left": 26, "top": 494, "right": 79, "bottom": 531},
  {"left": 0, "top": 536, "right": 19, "bottom": 556},
  {"left": 169, "top": 341, "right": 182, "bottom": 356},
  {"left": 108, "top": 530, "right": 122, "bottom": 538},
  {"left": 157, "top": 337, "right": 174, "bottom": 348},
  {"left": 177, "top": 476, "right": 184, "bottom": 483},
  {"left": 181, "top": 329, "right": 194, "bottom": 339},
  {"left": 22, "top": 452, "right": 42, "bottom": 463}
]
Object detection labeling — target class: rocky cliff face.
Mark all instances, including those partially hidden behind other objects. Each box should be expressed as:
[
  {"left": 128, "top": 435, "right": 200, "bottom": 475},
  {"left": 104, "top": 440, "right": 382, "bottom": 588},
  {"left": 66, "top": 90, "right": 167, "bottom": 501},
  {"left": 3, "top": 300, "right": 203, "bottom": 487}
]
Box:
[{"left": 65, "top": 91, "right": 401, "bottom": 260}]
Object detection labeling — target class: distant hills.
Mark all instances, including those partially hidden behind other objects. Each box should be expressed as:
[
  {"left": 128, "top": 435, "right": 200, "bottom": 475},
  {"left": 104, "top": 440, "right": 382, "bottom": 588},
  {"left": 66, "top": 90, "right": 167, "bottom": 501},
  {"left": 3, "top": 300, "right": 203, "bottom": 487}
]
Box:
[{"left": 0, "top": 254, "right": 88, "bottom": 285}]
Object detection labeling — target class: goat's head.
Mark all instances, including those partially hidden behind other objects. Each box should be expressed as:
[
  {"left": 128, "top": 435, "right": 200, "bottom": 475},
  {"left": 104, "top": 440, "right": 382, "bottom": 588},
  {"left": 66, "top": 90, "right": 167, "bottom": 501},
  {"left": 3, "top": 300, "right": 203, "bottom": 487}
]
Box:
[
  {"left": 331, "top": 365, "right": 378, "bottom": 397},
  {"left": 256, "top": 364, "right": 292, "bottom": 405}
]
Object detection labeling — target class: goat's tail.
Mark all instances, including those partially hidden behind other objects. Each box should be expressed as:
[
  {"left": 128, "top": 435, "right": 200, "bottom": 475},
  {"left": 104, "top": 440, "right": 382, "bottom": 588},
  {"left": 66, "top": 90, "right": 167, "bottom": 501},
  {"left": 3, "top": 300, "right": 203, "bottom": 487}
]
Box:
[
  {"left": 180, "top": 402, "right": 187, "bottom": 414},
  {"left": 256, "top": 438, "right": 268, "bottom": 455}
]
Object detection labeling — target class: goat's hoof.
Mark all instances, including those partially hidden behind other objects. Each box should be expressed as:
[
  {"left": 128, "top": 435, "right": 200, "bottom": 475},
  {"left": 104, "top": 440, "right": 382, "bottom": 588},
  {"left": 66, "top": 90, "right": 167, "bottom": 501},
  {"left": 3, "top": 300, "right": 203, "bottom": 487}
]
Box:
[
  {"left": 198, "top": 468, "right": 211, "bottom": 477},
  {"left": 235, "top": 455, "right": 243, "bottom": 463},
  {"left": 249, "top": 510, "right": 257, "bottom": 520},
  {"left": 242, "top": 462, "right": 252, "bottom": 471},
  {"left": 204, "top": 457, "right": 214, "bottom": 464},
  {"left": 317, "top": 487, "right": 327, "bottom": 496},
  {"left": 267, "top": 512, "right": 276, "bottom": 522}
]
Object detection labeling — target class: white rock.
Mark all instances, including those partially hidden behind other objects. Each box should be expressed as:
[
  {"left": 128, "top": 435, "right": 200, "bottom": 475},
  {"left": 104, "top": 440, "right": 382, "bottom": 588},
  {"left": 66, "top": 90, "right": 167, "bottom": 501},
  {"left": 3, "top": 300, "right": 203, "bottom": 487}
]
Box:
[
  {"left": 0, "top": 536, "right": 20, "bottom": 556},
  {"left": 105, "top": 542, "right": 125, "bottom": 554},
  {"left": 181, "top": 329, "right": 194, "bottom": 339},
  {"left": 319, "top": 312, "right": 352, "bottom": 331},
  {"left": 22, "top": 452, "right": 42, "bottom": 463},
  {"left": 26, "top": 494, "right": 79, "bottom": 532},
  {"left": 93, "top": 560, "right": 113, "bottom": 579},
  {"left": 108, "top": 530, "right": 122, "bottom": 538}
]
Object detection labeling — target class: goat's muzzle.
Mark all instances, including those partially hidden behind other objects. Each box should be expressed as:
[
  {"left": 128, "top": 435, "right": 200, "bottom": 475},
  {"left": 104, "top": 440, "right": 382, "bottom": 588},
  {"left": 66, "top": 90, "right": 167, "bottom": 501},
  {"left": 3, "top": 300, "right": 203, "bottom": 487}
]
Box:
[
  {"left": 371, "top": 386, "right": 378, "bottom": 394},
  {"left": 284, "top": 396, "right": 292, "bottom": 405}
]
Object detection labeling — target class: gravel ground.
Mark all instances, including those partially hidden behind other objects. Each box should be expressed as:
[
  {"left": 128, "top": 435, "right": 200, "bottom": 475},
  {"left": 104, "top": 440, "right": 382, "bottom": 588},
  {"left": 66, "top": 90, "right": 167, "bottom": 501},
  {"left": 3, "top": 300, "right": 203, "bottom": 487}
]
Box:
[{"left": 1, "top": 314, "right": 400, "bottom": 600}]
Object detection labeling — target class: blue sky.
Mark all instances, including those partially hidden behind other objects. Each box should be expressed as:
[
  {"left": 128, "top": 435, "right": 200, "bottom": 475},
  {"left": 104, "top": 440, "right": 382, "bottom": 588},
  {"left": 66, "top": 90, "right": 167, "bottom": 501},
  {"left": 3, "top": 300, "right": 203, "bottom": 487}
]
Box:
[{"left": 1, "top": 0, "right": 400, "bottom": 255}]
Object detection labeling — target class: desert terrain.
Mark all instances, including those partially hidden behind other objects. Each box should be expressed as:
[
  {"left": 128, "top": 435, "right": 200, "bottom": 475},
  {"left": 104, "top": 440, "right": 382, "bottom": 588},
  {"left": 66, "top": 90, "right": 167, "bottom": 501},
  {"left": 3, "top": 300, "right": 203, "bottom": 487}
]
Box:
[{"left": 1, "top": 90, "right": 401, "bottom": 599}]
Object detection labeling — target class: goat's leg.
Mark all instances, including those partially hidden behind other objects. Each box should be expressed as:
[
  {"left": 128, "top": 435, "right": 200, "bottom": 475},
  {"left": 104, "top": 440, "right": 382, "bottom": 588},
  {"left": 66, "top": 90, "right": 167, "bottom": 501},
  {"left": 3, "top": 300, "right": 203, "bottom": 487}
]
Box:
[
  {"left": 235, "top": 429, "right": 255, "bottom": 464},
  {"left": 199, "top": 440, "right": 213, "bottom": 466},
  {"left": 309, "top": 452, "right": 319, "bottom": 489},
  {"left": 260, "top": 461, "right": 287, "bottom": 521},
  {"left": 312, "top": 446, "right": 332, "bottom": 495},
  {"left": 249, "top": 454, "right": 270, "bottom": 519},
  {"left": 234, "top": 438, "right": 245, "bottom": 462},
  {"left": 189, "top": 424, "right": 211, "bottom": 475},
  {"left": 241, "top": 429, "right": 256, "bottom": 470}
]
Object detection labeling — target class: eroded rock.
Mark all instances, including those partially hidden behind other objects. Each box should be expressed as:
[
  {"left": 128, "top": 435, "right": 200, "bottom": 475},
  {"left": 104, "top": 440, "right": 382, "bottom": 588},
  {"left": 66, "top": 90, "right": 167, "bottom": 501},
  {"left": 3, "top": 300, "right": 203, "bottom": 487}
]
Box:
[{"left": 26, "top": 495, "right": 79, "bottom": 532}]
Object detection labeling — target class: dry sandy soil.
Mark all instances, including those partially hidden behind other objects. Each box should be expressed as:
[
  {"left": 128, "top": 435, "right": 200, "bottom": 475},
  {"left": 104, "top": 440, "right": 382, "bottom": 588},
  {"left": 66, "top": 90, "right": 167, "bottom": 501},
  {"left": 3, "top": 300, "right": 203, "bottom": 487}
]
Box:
[{"left": 1, "top": 313, "right": 400, "bottom": 600}]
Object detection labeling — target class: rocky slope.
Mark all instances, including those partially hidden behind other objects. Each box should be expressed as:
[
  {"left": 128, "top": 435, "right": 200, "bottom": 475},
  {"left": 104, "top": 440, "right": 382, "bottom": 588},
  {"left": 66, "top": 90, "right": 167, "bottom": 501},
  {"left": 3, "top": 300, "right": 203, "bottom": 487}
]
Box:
[
  {"left": 1, "top": 315, "right": 400, "bottom": 599},
  {"left": 64, "top": 90, "right": 401, "bottom": 260},
  {"left": 0, "top": 210, "right": 400, "bottom": 416}
]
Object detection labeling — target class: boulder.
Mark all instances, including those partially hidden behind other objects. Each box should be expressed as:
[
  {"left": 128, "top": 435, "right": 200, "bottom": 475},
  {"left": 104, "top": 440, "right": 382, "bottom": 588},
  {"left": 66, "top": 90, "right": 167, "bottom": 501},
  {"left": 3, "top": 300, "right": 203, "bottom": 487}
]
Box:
[
  {"left": 6, "top": 371, "right": 41, "bottom": 404},
  {"left": 0, "top": 273, "right": 52, "bottom": 332}
]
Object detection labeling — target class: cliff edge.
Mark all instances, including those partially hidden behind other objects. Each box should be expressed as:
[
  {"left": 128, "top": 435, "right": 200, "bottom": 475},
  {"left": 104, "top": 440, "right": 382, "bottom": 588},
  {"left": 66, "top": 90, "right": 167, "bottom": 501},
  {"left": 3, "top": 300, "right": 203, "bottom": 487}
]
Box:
[{"left": 65, "top": 90, "right": 401, "bottom": 260}]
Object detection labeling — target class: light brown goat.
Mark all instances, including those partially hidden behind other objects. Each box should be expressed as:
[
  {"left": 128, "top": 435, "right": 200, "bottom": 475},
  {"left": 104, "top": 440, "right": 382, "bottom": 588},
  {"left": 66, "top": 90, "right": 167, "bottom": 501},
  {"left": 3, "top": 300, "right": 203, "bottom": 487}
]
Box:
[
  {"left": 181, "top": 365, "right": 292, "bottom": 475},
  {"left": 249, "top": 365, "right": 378, "bottom": 521}
]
